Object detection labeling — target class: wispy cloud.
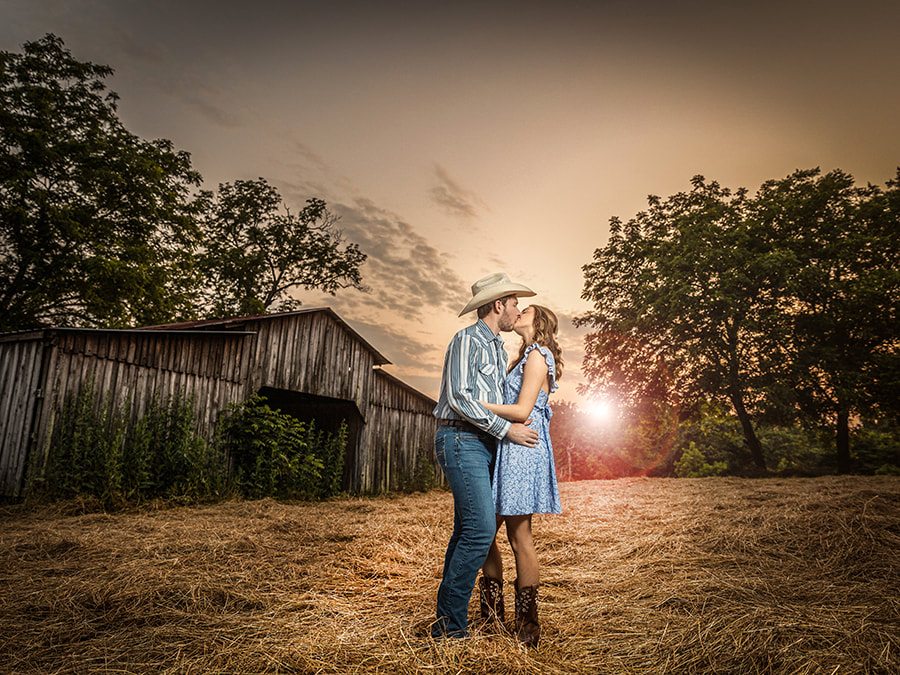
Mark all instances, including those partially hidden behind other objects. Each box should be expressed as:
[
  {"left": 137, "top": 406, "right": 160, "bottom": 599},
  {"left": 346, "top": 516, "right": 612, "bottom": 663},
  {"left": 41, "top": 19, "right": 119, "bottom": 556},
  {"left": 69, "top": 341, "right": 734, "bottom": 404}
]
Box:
[
  {"left": 428, "top": 164, "right": 487, "bottom": 220},
  {"left": 277, "top": 170, "right": 473, "bottom": 397},
  {"left": 330, "top": 197, "right": 470, "bottom": 317},
  {"left": 154, "top": 77, "right": 244, "bottom": 129}
]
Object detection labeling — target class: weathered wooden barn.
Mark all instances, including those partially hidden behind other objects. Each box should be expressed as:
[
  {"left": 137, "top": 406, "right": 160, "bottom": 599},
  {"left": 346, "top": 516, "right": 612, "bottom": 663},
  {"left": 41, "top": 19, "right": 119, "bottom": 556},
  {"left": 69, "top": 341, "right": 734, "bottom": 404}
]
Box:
[{"left": 0, "top": 308, "right": 440, "bottom": 500}]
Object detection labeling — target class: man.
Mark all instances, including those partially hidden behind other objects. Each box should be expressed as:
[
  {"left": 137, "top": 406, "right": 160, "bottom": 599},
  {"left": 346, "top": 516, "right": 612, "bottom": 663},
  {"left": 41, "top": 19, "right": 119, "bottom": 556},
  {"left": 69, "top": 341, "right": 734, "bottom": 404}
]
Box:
[{"left": 431, "top": 272, "right": 540, "bottom": 639}]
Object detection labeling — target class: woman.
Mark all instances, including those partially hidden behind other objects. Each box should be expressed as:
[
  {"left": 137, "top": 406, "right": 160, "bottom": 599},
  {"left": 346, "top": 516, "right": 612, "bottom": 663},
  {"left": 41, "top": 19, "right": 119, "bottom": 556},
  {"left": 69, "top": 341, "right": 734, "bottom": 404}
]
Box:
[{"left": 478, "top": 304, "right": 563, "bottom": 648}]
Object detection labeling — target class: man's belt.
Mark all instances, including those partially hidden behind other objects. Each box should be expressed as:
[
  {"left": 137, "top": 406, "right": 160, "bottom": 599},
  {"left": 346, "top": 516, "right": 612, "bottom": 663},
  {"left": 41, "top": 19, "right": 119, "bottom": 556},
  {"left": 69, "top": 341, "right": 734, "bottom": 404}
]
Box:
[{"left": 438, "top": 418, "right": 483, "bottom": 434}]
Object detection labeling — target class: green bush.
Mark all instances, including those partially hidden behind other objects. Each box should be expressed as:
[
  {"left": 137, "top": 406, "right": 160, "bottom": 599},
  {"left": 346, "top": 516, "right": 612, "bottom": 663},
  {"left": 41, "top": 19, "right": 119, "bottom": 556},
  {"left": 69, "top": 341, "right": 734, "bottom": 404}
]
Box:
[
  {"left": 758, "top": 425, "right": 831, "bottom": 475},
  {"left": 39, "top": 381, "right": 129, "bottom": 503},
  {"left": 217, "top": 395, "right": 347, "bottom": 500},
  {"left": 32, "top": 389, "right": 347, "bottom": 506},
  {"left": 852, "top": 424, "right": 900, "bottom": 474},
  {"left": 313, "top": 420, "right": 348, "bottom": 497},
  {"left": 674, "top": 442, "right": 728, "bottom": 478},
  {"left": 673, "top": 403, "right": 748, "bottom": 475},
  {"left": 400, "top": 452, "right": 438, "bottom": 492}
]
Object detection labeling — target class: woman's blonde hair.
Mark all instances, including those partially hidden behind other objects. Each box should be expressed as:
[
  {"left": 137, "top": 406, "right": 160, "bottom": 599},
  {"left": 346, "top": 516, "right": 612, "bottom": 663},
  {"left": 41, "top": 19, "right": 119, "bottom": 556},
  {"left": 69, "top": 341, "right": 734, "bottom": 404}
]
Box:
[{"left": 511, "top": 304, "right": 564, "bottom": 381}]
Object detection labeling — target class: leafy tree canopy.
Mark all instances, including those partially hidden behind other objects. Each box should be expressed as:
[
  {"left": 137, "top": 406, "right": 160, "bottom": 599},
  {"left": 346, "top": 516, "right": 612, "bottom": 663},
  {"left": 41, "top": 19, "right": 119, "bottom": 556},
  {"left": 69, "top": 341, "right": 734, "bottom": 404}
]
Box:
[
  {"left": 1, "top": 35, "right": 369, "bottom": 331},
  {"left": 753, "top": 168, "right": 900, "bottom": 470},
  {"left": 580, "top": 168, "right": 900, "bottom": 473},
  {"left": 199, "top": 178, "right": 367, "bottom": 318},
  {"left": 579, "top": 176, "right": 774, "bottom": 469},
  {"left": 0, "top": 34, "right": 205, "bottom": 331}
]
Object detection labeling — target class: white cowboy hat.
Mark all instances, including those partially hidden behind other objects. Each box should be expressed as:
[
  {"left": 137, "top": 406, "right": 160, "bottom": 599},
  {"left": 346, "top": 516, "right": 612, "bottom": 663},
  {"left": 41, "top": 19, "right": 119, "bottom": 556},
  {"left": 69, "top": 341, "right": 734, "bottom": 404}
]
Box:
[{"left": 459, "top": 272, "right": 536, "bottom": 316}]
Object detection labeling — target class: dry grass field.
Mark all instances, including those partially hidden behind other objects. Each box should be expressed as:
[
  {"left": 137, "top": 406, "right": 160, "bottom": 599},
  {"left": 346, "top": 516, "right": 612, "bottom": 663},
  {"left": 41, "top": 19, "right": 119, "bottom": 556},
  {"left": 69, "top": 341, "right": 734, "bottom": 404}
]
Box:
[{"left": 1, "top": 476, "right": 898, "bottom": 674}]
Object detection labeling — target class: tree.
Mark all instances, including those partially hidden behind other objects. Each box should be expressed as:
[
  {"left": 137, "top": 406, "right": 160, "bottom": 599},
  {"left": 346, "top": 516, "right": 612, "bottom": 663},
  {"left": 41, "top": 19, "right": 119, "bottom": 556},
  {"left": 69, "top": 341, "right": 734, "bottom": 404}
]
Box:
[
  {"left": 754, "top": 169, "right": 900, "bottom": 472},
  {"left": 549, "top": 400, "right": 677, "bottom": 479},
  {"left": 0, "top": 35, "right": 204, "bottom": 332},
  {"left": 580, "top": 168, "right": 899, "bottom": 475},
  {"left": 199, "top": 178, "right": 367, "bottom": 318},
  {"left": 579, "top": 177, "right": 778, "bottom": 471}
]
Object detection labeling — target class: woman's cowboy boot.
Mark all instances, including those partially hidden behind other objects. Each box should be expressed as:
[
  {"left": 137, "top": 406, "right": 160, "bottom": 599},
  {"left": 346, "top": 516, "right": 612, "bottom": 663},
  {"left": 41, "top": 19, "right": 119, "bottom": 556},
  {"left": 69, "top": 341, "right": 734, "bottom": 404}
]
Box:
[
  {"left": 514, "top": 579, "right": 541, "bottom": 647},
  {"left": 478, "top": 575, "right": 505, "bottom": 632}
]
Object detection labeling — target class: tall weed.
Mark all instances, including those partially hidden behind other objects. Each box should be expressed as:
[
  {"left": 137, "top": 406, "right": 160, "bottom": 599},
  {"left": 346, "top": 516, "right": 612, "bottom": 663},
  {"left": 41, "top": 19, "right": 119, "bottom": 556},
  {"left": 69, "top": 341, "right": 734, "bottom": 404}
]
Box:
[{"left": 34, "top": 384, "right": 224, "bottom": 506}]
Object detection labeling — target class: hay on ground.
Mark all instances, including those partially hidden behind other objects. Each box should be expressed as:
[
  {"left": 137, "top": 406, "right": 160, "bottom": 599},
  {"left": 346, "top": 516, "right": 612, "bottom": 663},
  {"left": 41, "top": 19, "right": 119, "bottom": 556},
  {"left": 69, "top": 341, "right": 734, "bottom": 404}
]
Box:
[{"left": 1, "top": 476, "right": 898, "bottom": 674}]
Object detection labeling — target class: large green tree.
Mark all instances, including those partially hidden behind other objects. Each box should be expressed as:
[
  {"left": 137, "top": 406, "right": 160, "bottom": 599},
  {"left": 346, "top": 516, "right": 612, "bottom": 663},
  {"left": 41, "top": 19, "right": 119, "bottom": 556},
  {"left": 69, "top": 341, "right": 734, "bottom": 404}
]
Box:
[
  {"left": 0, "top": 35, "right": 204, "bottom": 331},
  {"left": 754, "top": 169, "right": 900, "bottom": 472},
  {"left": 580, "top": 169, "right": 900, "bottom": 474},
  {"left": 199, "top": 178, "right": 367, "bottom": 318},
  {"left": 580, "top": 177, "right": 777, "bottom": 471}
]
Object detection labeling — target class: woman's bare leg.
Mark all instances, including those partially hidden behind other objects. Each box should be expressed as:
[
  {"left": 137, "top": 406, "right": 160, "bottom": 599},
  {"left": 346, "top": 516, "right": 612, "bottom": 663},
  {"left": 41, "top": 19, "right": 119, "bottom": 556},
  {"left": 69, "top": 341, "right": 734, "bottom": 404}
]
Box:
[
  {"left": 505, "top": 514, "right": 539, "bottom": 587},
  {"left": 481, "top": 515, "right": 505, "bottom": 579}
]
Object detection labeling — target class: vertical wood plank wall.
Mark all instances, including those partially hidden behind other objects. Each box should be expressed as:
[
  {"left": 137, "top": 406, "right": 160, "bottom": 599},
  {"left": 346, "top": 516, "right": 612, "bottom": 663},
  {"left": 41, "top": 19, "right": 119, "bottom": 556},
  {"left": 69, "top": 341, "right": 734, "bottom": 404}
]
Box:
[
  {"left": 24, "top": 330, "right": 251, "bottom": 500},
  {"left": 362, "top": 370, "right": 441, "bottom": 494},
  {"left": 0, "top": 309, "right": 440, "bottom": 499},
  {"left": 0, "top": 335, "right": 47, "bottom": 498}
]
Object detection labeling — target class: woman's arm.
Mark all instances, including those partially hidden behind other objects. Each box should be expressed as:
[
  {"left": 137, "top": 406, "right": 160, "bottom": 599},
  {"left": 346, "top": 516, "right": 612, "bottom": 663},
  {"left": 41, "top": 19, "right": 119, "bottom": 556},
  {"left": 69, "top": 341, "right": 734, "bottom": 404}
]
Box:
[{"left": 479, "top": 349, "right": 549, "bottom": 422}]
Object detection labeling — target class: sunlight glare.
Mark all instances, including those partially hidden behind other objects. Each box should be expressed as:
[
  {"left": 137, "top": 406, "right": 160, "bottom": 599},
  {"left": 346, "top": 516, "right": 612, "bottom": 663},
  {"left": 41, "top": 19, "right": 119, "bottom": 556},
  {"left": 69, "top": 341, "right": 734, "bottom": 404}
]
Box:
[{"left": 586, "top": 398, "right": 616, "bottom": 425}]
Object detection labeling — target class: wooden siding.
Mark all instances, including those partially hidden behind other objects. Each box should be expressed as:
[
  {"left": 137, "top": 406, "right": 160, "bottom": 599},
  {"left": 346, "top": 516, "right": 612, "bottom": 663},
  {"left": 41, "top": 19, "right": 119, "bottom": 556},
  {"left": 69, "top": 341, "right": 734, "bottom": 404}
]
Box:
[
  {"left": 0, "top": 335, "right": 47, "bottom": 498},
  {"left": 358, "top": 369, "right": 440, "bottom": 493},
  {"left": 26, "top": 330, "right": 252, "bottom": 497},
  {"left": 242, "top": 312, "right": 377, "bottom": 417}
]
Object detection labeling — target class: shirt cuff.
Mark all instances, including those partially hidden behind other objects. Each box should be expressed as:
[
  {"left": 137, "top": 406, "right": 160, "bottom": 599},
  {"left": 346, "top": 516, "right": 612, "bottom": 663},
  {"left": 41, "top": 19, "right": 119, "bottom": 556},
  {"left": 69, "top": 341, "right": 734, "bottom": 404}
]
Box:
[{"left": 489, "top": 417, "right": 512, "bottom": 440}]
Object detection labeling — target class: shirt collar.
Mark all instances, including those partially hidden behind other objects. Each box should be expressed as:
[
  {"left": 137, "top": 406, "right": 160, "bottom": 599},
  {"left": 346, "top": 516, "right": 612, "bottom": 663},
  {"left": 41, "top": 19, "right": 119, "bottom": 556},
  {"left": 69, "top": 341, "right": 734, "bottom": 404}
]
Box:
[{"left": 475, "top": 318, "right": 505, "bottom": 347}]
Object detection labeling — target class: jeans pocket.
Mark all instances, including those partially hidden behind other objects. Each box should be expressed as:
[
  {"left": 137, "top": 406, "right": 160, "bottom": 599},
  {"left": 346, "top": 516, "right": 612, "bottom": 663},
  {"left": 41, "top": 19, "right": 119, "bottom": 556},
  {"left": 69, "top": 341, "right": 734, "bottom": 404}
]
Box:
[{"left": 435, "top": 432, "right": 446, "bottom": 466}]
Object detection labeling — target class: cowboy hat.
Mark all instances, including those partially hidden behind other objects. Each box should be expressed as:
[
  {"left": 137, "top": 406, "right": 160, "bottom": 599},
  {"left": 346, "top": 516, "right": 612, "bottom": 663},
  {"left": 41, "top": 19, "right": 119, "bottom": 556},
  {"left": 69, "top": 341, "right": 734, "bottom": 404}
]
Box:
[{"left": 459, "top": 272, "right": 536, "bottom": 316}]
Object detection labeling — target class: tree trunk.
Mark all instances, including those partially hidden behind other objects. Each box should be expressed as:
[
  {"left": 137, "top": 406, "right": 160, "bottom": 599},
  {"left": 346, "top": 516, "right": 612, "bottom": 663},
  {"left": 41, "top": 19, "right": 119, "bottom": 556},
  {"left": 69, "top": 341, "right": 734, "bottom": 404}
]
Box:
[
  {"left": 729, "top": 385, "right": 767, "bottom": 472},
  {"left": 836, "top": 407, "right": 851, "bottom": 474}
]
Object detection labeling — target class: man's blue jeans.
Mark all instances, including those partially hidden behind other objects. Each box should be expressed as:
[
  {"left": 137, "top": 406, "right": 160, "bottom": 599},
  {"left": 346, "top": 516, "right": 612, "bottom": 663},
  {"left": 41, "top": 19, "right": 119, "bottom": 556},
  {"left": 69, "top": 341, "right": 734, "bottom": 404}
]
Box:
[{"left": 432, "top": 425, "right": 497, "bottom": 638}]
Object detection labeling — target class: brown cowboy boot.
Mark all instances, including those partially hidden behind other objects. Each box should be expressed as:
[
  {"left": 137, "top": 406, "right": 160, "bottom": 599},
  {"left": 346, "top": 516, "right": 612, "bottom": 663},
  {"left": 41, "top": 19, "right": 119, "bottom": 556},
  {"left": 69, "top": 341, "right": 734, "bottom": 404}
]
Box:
[
  {"left": 478, "top": 575, "right": 505, "bottom": 632},
  {"left": 514, "top": 579, "right": 541, "bottom": 647}
]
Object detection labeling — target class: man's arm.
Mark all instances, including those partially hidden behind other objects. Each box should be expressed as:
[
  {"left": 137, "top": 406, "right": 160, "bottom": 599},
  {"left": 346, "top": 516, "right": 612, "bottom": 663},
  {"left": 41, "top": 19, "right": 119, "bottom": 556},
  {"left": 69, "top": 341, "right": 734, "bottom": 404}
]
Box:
[{"left": 444, "top": 332, "right": 512, "bottom": 439}]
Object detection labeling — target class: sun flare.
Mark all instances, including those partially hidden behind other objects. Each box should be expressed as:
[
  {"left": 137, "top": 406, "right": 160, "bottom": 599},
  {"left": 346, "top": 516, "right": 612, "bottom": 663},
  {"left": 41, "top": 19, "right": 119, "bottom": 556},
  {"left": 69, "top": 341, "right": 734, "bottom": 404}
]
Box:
[{"left": 586, "top": 398, "right": 617, "bottom": 424}]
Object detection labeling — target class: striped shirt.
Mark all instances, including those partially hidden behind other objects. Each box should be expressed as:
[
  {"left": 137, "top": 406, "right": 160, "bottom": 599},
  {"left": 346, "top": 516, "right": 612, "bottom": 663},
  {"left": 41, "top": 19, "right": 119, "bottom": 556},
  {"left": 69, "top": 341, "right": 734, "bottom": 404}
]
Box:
[{"left": 433, "top": 319, "right": 512, "bottom": 439}]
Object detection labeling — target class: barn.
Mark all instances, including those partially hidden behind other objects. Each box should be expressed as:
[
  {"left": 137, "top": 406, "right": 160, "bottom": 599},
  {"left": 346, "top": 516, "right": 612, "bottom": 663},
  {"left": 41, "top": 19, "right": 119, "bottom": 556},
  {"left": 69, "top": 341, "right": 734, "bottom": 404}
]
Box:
[{"left": 0, "top": 308, "right": 441, "bottom": 500}]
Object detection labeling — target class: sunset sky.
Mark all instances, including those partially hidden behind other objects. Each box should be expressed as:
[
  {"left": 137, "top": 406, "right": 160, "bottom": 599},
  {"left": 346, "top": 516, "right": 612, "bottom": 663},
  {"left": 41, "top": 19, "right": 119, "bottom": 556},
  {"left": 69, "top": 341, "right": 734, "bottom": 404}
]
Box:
[{"left": 3, "top": 0, "right": 899, "bottom": 403}]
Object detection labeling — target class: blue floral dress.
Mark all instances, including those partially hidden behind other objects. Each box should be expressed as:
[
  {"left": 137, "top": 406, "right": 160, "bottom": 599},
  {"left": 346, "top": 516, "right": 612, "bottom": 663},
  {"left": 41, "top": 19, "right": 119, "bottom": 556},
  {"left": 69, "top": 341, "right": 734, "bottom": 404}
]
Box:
[{"left": 492, "top": 343, "right": 562, "bottom": 516}]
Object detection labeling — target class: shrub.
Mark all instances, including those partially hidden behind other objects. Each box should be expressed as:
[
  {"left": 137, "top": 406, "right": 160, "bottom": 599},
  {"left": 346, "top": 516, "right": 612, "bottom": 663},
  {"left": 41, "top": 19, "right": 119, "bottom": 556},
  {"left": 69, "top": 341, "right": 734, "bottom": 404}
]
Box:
[
  {"left": 758, "top": 425, "right": 831, "bottom": 476},
  {"left": 400, "top": 452, "right": 438, "bottom": 492},
  {"left": 217, "top": 395, "right": 348, "bottom": 500},
  {"left": 39, "top": 380, "right": 128, "bottom": 503},
  {"left": 32, "top": 389, "right": 347, "bottom": 506},
  {"left": 674, "top": 442, "right": 727, "bottom": 478},
  {"left": 673, "top": 403, "right": 747, "bottom": 475},
  {"left": 313, "top": 420, "right": 348, "bottom": 498},
  {"left": 852, "top": 424, "right": 900, "bottom": 474}
]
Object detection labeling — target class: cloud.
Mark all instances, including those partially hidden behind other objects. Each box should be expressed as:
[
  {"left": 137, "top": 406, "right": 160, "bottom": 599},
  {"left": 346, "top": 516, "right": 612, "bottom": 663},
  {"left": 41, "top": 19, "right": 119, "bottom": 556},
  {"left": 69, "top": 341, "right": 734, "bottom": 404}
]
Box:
[
  {"left": 154, "top": 76, "right": 244, "bottom": 129},
  {"left": 110, "top": 30, "right": 166, "bottom": 65},
  {"left": 341, "top": 317, "right": 444, "bottom": 373},
  {"left": 428, "top": 164, "right": 487, "bottom": 220},
  {"left": 329, "top": 197, "right": 471, "bottom": 318},
  {"left": 276, "top": 171, "right": 474, "bottom": 398}
]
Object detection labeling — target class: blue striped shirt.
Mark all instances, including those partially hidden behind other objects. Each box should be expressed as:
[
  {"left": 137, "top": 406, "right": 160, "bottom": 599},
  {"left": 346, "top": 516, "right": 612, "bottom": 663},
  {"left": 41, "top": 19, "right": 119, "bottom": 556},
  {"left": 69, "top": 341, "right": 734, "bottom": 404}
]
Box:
[{"left": 433, "top": 319, "right": 512, "bottom": 439}]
